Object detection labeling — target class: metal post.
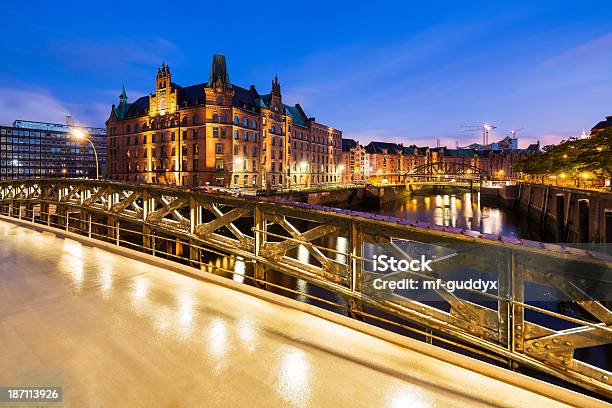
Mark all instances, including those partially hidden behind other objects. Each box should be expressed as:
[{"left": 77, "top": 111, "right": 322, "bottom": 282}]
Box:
[
  {"left": 555, "top": 194, "right": 565, "bottom": 242},
  {"left": 510, "top": 252, "right": 524, "bottom": 364},
  {"left": 498, "top": 249, "right": 511, "bottom": 349},
  {"left": 189, "top": 196, "right": 201, "bottom": 267},
  {"left": 605, "top": 210, "right": 612, "bottom": 244},
  {"left": 578, "top": 199, "right": 590, "bottom": 243},
  {"left": 254, "top": 206, "right": 267, "bottom": 288},
  {"left": 348, "top": 221, "right": 363, "bottom": 319}
]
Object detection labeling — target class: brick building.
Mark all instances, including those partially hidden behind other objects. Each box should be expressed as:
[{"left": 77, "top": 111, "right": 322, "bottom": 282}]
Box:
[{"left": 105, "top": 55, "right": 342, "bottom": 189}]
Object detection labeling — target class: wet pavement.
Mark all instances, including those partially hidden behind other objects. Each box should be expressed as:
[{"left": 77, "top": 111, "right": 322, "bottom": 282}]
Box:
[{"left": 0, "top": 220, "right": 574, "bottom": 407}]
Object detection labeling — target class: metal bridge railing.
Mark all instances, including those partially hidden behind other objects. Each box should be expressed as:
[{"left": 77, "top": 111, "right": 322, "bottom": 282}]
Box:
[{"left": 0, "top": 178, "right": 610, "bottom": 398}]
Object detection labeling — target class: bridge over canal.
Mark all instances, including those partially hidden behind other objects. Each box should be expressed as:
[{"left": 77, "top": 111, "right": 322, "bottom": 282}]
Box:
[{"left": 0, "top": 179, "right": 610, "bottom": 405}]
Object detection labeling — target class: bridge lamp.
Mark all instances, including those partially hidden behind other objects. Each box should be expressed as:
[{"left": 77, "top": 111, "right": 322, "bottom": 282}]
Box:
[{"left": 72, "top": 128, "right": 99, "bottom": 180}]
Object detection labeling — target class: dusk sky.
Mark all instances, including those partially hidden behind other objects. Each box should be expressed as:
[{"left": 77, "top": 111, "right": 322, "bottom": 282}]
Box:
[{"left": 2, "top": 1, "right": 612, "bottom": 148}]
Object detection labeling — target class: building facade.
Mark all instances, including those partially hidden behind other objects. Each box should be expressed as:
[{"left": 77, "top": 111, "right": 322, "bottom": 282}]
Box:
[
  {"left": 0, "top": 120, "right": 106, "bottom": 180},
  {"left": 351, "top": 140, "right": 537, "bottom": 182},
  {"left": 106, "top": 55, "right": 343, "bottom": 190}
]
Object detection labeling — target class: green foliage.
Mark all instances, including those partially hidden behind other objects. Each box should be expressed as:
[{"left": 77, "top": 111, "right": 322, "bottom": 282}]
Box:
[{"left": 515, "top": 129, "right": 612, "bottom": 180}]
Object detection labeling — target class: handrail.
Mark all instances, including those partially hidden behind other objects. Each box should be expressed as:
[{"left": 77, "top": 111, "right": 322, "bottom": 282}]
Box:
[{"left": 0, "top": 178, "right": 610, "bottom": 398}]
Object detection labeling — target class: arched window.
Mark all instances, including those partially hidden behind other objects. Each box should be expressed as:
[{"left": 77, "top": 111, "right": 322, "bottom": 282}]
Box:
[
  {"left": 143, "top": 122, "right": 148, "bottom": 131},
  {"left": 271, "top": 125, "right": 275, "bottom": 133},
  {"left": 242, "top": 118, "right": 248, "bottom": 127},
  {"left": 192, "top": 115, "right": 198, "bottom": 125},
  {"left": 252, "top": 120, "right": 257, "bottom": 129},
  {"left": 221, "top": 113, "right": 227, "bottom": 123},
  {"left": 212, "top": 113, "right": 219, "bottom": 123},
  {"left": 182, "top": 117, "right": 187, "bottom": 126},
  {"left": 170, "top": 118, "right": 175, "bottom": 127},
  {"left": 234, "top": 115, "right": 239, "bottom": 125}
]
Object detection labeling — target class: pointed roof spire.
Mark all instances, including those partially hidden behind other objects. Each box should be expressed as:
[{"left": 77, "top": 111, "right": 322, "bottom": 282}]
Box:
[
  {"left": 207, "top": 54, "right": 231, "bottom": 88},
  {"left": 274, "top": 73, "right": 279, "bottom": 84},
  {"left": 119, "top": 84, "right": 128, "bottom": 104}
]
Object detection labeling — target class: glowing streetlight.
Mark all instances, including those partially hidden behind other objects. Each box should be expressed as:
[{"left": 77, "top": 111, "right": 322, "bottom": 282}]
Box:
[
  {"left": 72, "top": 128, "right": 99, "bottom": 179},
  {"left": 559, "top": 173, "right": 566, "bottom": 179},
  {"left": 562, "top": 154, "right": 568, "bottom": 159},
  {"left": 581, "top": 172, "right": 590, "bottom": 180}
]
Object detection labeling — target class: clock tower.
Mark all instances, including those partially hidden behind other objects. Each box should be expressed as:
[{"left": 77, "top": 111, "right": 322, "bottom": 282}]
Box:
[{"left": 150, "top": 62, "right": 175, "bottom": 116}]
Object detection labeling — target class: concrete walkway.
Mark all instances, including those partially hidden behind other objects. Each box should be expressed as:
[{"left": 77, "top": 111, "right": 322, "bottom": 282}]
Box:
[{"left": 0, "top": 220, "right": 585, "bottom": 407}]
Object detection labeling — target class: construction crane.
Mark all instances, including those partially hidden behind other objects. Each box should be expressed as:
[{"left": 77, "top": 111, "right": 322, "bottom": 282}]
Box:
[
  {"left": 462, "top": 123, "right": 497, "bottom": 147},
  {"left": 509, "top": 127, "right": 524, "bottom": 138}
]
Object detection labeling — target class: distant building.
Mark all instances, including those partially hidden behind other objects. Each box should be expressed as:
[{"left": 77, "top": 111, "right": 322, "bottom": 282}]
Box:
[
  {"left": 105, "top": 55, "right": 342, "bottom": 189},
  {"left": 591, "top": 115, "right": 612, "bottom": 135},
  {"left": 341, "top": 138, "right": 365, "bottom": 182},
  {"left": 344, "top": 138, "right": 538, "bottom": 181},
  {"left": 0, "top": 120, "right": 106, "bottom": 180},
  {"left": 460, "top": 135, "right": 518, "bottom": 151}
]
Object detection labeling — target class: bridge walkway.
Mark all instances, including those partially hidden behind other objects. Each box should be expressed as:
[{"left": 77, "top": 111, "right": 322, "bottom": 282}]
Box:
[{"left": 0, "top": 220, "right": 599, "bottom": 407}]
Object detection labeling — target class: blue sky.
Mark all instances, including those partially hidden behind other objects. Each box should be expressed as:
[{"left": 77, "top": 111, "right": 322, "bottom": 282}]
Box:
[{"left": 1, "top": 1, "right": 612, "bottom": 147}]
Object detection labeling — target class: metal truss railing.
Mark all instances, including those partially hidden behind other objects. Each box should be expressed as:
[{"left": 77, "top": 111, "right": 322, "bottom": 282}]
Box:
[{"left": 0, "top": 178, "right": 610, "bottom": 398}]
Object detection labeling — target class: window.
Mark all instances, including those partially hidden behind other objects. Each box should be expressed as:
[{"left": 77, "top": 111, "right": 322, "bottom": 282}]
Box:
[
  {"left": 213, "top": 127, "right": 219, "bottom": 137},
  {"left": 171, "top": 132, "right": 175, "bottom": 141},
  {"left": 212, "top": 113, "right": 219, "bottom": 123},
  {"left": 234, "top": 115, "right": 239, "bottom": 125},
  {"left": 193, "top": 144, "right": 199, "bottom": 155},
  {"left": 242, "top": 118, "right": 248, "bottom": 127},
  {"left": 221, "top": 128, "right": 227, "bottom": 138},
  {"left": 135, "top": 124, "right": 139, "bottom": 132},
  {"left": 243, "top": 131, "right": 248, "bottom": 141},
  {"left": 216, "top": 96, "right": 222, "bottom": 104},
  {"left": 234, "top": 145, "right": 238, "bottom": 155},
  {"left": 215, "top": 143, "right": 223, "bottom": 154},
  {"left": 252, "top": 120, "right": 257, "bottom": 129},
  {"left": 221, "top": 113, "right": 227, "bottom": 123},
  {"left": 252, "top": 147, "right": 257, "bottom": 156},
  {"left": 193, "top": 129, "right": 198, "bottom": 139},
  {"left": 192, "top": 115, "right": 198, "bottom": 125},
  {"left": 126, "top": 125, "right": 131, "bottom": 133},
  {"left": 182, "top": 117, "right": 188, "bottom": 126},
  {"left": 271, "top": 125, "right": 275, "bottom": 134},
  {"left": 234, "top": 130, "right": 239, "bottom": 140},
  {"left": 243, "top": 174, "right": 248, "bottom": 186}
]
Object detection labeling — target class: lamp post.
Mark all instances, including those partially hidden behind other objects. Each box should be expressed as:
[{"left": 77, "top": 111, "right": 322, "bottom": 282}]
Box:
[{"left": 72, "top": 128, "right": 99, "bottom": 180}]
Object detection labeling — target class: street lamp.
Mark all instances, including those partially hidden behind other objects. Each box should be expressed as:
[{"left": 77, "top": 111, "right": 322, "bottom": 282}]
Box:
[{"left": 72, "top": 128, "right": 99, "bottom": 180}]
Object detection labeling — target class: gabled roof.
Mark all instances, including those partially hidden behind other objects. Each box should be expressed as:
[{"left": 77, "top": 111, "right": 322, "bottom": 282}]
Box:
[
  {"left": 364, "top": 141, "right": 403, "bottom": 154},
  {"left": 284, "top": 104, "right": 309, "bottom": 128},
  {"left": 592, "top": 116, "right": 612, "bottom": 131},
  {"left": 444, "top": 148, "right": 477, "bottom": 158},
  {"left": 341, "top": 138, "right": 358, "bottom": 151}
]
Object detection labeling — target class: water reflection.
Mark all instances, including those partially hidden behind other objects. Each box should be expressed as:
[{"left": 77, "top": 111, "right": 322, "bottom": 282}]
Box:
[{"left": 378, "top": 189, "right": 524, "bottom": 237}]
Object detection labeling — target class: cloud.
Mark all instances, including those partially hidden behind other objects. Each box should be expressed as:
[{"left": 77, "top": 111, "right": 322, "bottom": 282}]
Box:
[
  {"left": 0, "top": 87, "right": 108, "bottom": 128},
  {"left": 48, "top": 36, "right": 183, "bottom": 75},
  {"left": 0, "top": 87, "right": 70, "bottom": 125},
  {"left": 538, "top": 33, "right": 612, "bottom": 69}
]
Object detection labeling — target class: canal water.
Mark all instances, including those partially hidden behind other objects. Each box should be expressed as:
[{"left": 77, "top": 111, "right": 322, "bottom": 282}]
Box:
[
  {"left": 198, "top": 187, "right": 609, "bottom": 387},
  {"left": 374, "top": 187, "right": 544, "bottom": 240}
]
